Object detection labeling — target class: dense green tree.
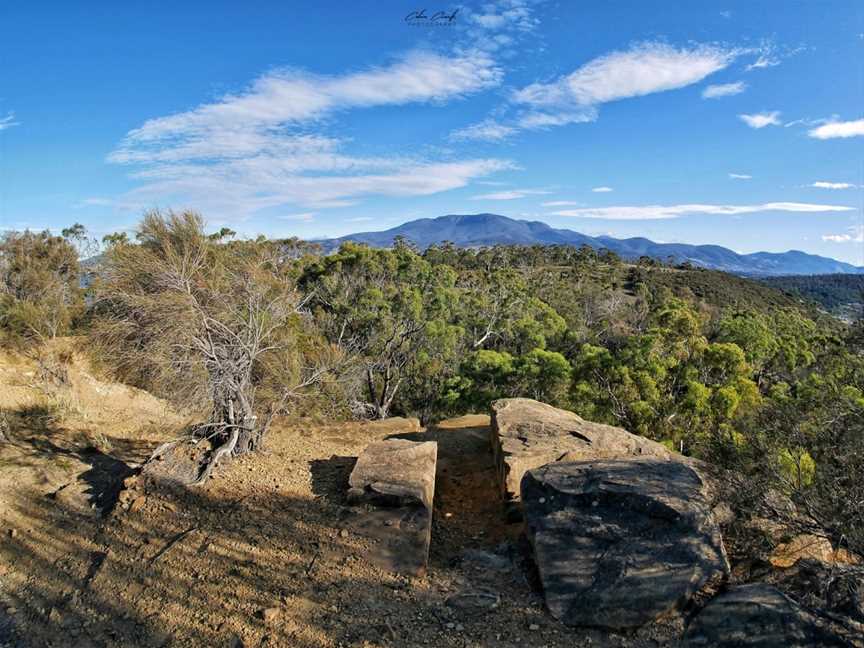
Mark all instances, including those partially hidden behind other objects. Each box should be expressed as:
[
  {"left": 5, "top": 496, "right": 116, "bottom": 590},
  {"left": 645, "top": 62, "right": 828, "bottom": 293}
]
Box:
[{"left": 302, "top": 241, "right": 462, "bottom": 419}]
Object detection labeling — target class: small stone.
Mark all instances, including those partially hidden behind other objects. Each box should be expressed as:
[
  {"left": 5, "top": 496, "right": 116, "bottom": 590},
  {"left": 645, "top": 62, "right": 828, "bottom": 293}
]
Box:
[
  {"left": 128, "top": 496, "right": 147, "bottom": 513},
  {"left": 538, "top": 497, "right": 546, "bottom": 504},
  {"left": 455, "top": 624, "right": 464, "bottom": 631},
  {"left": 48, "top": 607, "right": 62, "bottom": 624},
  {"left": 529, "top": 623, "right": 540, "bottom": 631},
  {"left": 260, "top": 607, "right": 280, "bottom": 625},
  {"left": 339, "top": 529, "right": 349, "bottom": 539},
  {"left": 446, "top": 623, "right": 456, "bottom": 629},
  {"left": 8, "top": 528, "right": 17, "bottom": 539}
]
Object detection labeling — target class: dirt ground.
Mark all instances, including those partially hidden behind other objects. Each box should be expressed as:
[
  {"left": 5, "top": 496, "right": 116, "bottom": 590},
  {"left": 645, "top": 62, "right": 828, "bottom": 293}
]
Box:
[{"left": 0, "top": 344, "right": 686, "bottom": 648}]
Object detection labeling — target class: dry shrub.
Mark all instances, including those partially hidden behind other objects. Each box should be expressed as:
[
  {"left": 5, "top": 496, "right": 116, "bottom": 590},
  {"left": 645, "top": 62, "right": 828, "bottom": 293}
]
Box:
[{"left": 89, "top": 210, "right": 335, "bottom": 482}]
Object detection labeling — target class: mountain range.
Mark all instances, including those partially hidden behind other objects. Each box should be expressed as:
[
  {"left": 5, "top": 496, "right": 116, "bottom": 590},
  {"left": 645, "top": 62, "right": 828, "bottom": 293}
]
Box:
[{"left": 318, "top": 213, "right": 863, "bottom": 277}]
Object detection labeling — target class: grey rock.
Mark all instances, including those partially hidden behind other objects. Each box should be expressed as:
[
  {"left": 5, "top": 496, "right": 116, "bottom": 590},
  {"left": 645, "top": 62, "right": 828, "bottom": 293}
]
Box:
[
  {"left": 490, "top": 398, "right": 672, "bottom": 504},
  {"left": 684, "top": 584, "right": 848, "bottom": 647},
  {"left": 445, "top": 589, "right": 500, "bottom": 615},
  {"left": 345, "top": 439, "right": 437, "bottom": 576},
  {"left": 522, "top": 459, "right": 729, "bottom": 629},
  {"left": 459, "top": 548, "right": 511, "bottom": 572}
]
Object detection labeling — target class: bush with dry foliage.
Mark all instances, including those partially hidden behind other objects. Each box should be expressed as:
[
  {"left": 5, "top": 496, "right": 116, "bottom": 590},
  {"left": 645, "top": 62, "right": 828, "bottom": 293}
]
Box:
[
  {"left": 89, "top": 210, "right": 336, "bottom": 481},
  {"left": 0, "top": 229, "right": 84, "bottom": 345}
]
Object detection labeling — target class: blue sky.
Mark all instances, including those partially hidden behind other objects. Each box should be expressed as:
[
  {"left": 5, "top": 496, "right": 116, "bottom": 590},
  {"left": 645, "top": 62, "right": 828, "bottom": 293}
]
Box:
[{"left": 1, "top": 1, "right": 863, "bottom": 264}]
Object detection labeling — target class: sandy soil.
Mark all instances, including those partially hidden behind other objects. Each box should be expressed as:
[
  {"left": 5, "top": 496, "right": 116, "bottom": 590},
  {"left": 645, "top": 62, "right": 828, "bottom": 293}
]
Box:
[{"left": 0, "top": 344, "right": 683, "bottom": 648}]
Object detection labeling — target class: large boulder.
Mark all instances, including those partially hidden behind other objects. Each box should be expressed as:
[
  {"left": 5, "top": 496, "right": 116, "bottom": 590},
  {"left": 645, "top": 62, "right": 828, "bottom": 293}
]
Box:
[
  {"left": 345, "top": 439, "right": 437, "bottom": 576},
  {"left": 684, "top": 584, "right": 850, "bottom": 647},
  {"left": 522, "top": 458, "right": 729, "bottom": 629},
  {"left": 490, "top": 398, "right": 672, "bottom": 505}
]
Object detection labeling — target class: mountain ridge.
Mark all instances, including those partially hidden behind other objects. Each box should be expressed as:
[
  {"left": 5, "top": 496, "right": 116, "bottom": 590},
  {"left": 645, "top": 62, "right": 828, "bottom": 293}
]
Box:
[{"left": 317, "top": 213, "right": 863, "bottom": 277}]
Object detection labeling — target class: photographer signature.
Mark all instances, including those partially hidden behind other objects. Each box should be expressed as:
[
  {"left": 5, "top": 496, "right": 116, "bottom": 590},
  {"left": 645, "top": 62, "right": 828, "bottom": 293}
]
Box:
[{"left": 405, "top": 8, "right": 460, "bottom": 25}]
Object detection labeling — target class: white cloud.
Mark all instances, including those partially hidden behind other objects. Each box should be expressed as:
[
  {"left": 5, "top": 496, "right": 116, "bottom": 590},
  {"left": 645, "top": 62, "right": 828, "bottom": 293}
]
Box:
[
  {"left": 729, "top": 173, "right": 752, "bottom": 179},
  {"left": 548, "top": 202, "right": 855, "bottom": 220},
  {"left": 471, "top": 188, "right": 551, "bottom": 200},
  {"left": 0, "top": 113, "right": 18, "bottom": 131},
  {"left": 122, "top": 158, "right": 514, "bottom": 216},
  {"left": 541, "top": 200, "right": 582, "bottom": 207},
  {"left": 810, "top": 181, "right": 857, "bottom": 189},
  {"left": 469, "top": 1, "right": 538, "bottom": 33},
  {"left": 112, "top": 50, "right": 501, "bottom": 164},
  {"left": 459, "top": 42, "right": 739, "bottom": 140},
  {"left": 808, "top": 119, "right": 864, "bottom": 139},
  {"left": 450, "top": 119, "right": 516, "bottom": 142},
  {"left": 108, "top": 50, "right": 513, "bottom": 218},
  {"left": 739, "top": 111, "right": 781, "bottom": 128},
  {"left": 822, "top": 226, "right": 864, "bottom": 243},
  {"left": 515, "top": 43, "right": 736, "bottom": 108},
  {"left": 591, "top": 186, "right": 613, "bottom": 192},
  {"left": 702, "top": 81, "right": 746, "bottom": 99},
  {"left": 515, "top": 109, "right": 597, "bottom": 130},
  {"left": 745, "top": 55, "right": 780, "bottom": 71}
]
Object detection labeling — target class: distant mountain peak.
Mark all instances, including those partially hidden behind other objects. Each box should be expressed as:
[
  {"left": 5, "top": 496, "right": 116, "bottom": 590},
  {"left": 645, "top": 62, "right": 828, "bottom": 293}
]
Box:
[{"left": 318, "top": 213, "right": 863, "bottom": 277}]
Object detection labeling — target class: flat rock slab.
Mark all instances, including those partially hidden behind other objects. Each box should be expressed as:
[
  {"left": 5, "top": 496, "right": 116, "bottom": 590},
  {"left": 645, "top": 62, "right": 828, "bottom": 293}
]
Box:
[
  {"left": 346, "top": 439, "right": 437, "bottom": 576},
  {"left": 522, "top": 459, "right": 729, "bottom": 629},
  {"left": 684, "top": 584, "right": 849, "bottom": 647},
  {"left": 490, "top": 398, "right": 672, "bottom": 504}
]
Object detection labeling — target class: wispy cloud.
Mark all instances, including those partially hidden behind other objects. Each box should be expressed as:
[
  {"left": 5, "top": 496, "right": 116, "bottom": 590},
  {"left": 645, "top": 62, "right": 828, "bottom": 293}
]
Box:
[
  {"left": 729, "top": 173, "right": 752, "bottom": 180},
  {"left": 453, "top": 42, "right": 740, "bottom": 140},
  {"left": 702, "top": 81, "right": 746, "bottom": 99},
  {"left": 468, "top": 0, "right": 539, "bottom": 34},
  {"left": 808, "top": 118, "right": 864, "bottom": 139},
  {"left": 822, "top": 225, "right": 864, "bottom": 243},
  {"left": 739, "top": 111, "right": 781, "bottom": 128},
  {"left": 541, "top": 200, "right": 582, "bottom": 207},
  {"left": 471, "top": 188, "right": 551, "bottom": 200},
  {"left": 548, "top": 202, "right": 855, "bottom": 220},
  {"left": 810, "top": 181, "right": 857, "bottom": 189},
  {"left": 450, "top": 119, "right": 516, "bottom": 142},
  {"left": 745, "top": 54, "right": 780, "bottom": 71},
  {"left": 0, "top": 112, "right": 18, "bottom": 131},
  {"left": 112, "top": 50, "right": 501, "bottom": 164},
  {"left": 122, "top": 158, "right": 514, "bottom": 217},
  {"left": 516, "top": 43, "right": 736, "bottom": 106},
  {"left": 109, "top": 50, "right": 512, "bottom": 217},
  {"left": 591, "top": 186, "right": 613, "bottom": 192}
]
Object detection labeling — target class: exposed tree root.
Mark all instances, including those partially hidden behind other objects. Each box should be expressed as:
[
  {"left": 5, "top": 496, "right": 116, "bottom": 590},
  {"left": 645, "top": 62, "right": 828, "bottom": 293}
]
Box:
[{"left": 191, "top": 426, "right": 240, "bottom": 486}]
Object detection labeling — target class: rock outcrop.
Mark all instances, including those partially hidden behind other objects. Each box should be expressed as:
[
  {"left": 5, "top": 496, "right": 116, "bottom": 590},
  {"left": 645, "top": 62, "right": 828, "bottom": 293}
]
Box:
[
  {"left": 345, "top": 438, "right": 437, "bottom": 576},
  {"left": 683, "top": 584, "right": 849, "bottom": 647},
  {"left": 522, "top": 458, "right": 729, "bottom": 629},
  {"left": 490, "top": 398, "right": 672, "bottom": 505}
]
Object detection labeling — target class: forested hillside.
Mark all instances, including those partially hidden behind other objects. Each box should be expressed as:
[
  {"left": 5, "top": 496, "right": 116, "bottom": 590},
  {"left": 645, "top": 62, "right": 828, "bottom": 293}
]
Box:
[
  {"left": 762, "top": 273, "right": 864, "bottom": 321},
  {"left": 2, "top": 213, "right": 863, "bottom": 562}
]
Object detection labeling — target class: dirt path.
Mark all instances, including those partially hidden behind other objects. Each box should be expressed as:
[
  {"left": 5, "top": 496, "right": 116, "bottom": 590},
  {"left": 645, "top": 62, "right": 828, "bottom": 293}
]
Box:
[
  {"left": 0, "top": 349, "right": 672, "bottom": 647},
  {"left": 424, "top": 415, "right": 519, "bottom": 562}
]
